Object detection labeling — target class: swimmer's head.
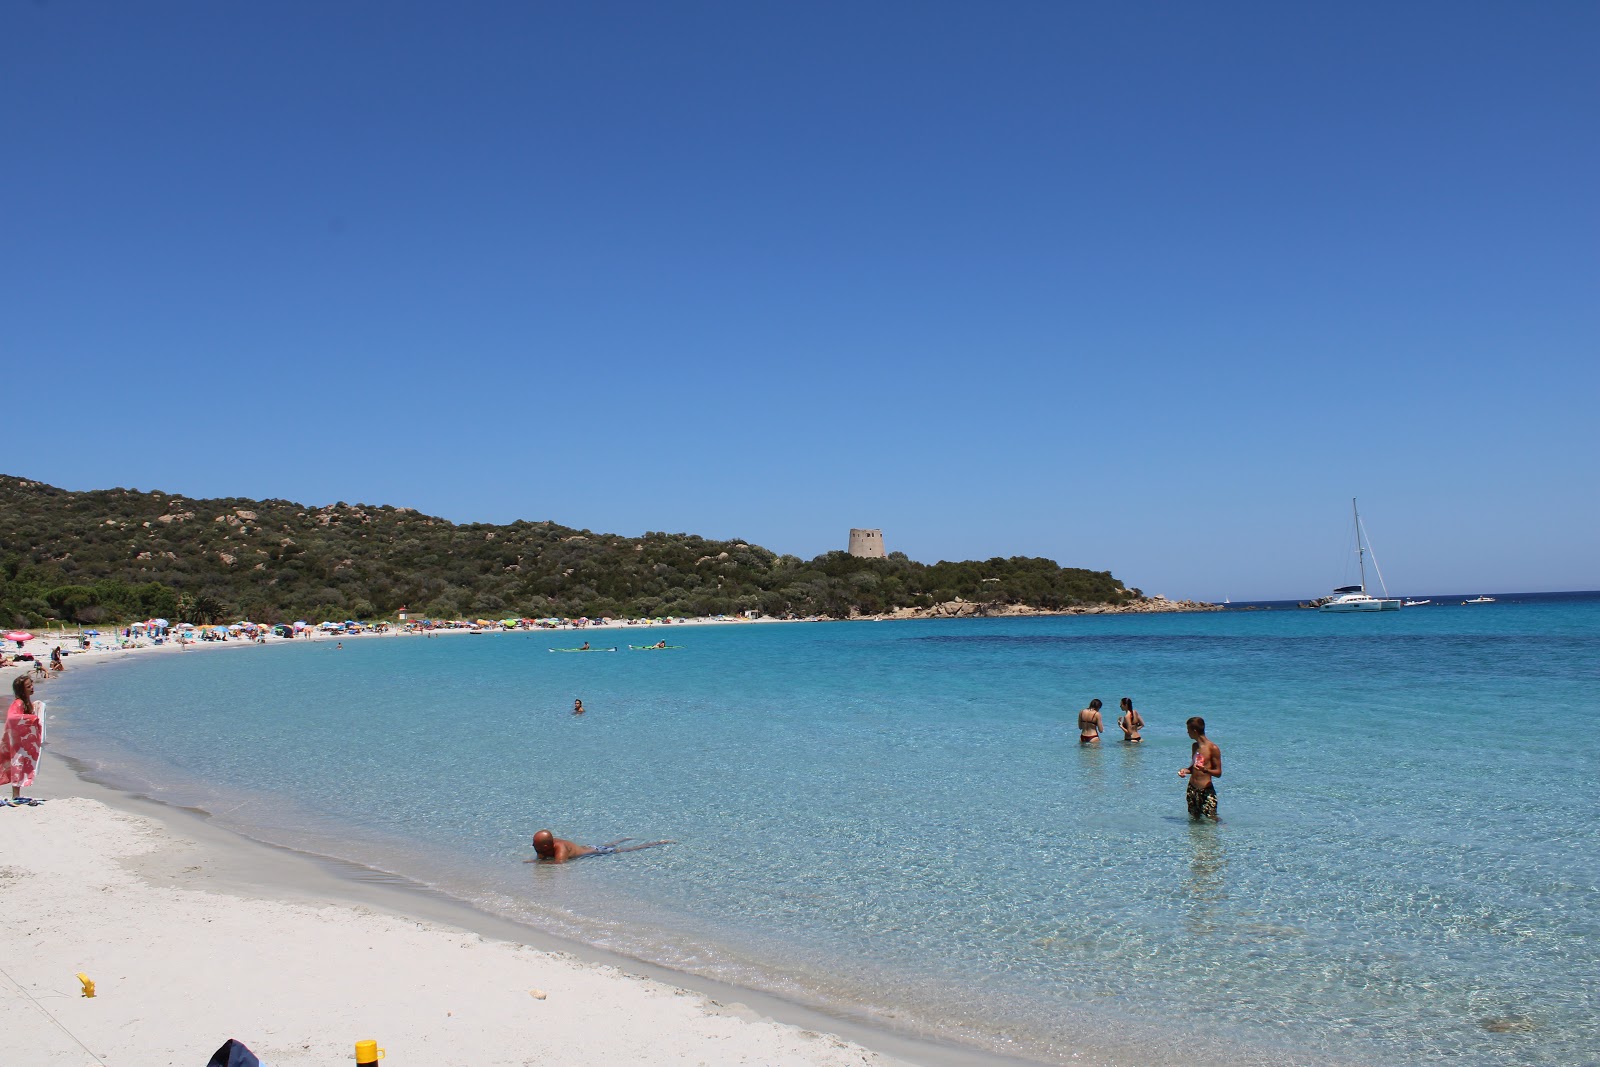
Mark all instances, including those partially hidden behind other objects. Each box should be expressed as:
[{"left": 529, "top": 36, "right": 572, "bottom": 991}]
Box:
[
  {"left": 1186, "top": 716, "right": 1206, "bottom": 736},
  {"left": 532, "top": 830, "right": 556, "bottom": 858},
  {"left": 1120, "top": 698, "right": 1133, "bottom": 712},
  {"left": 1088, "top": 698, "right": 1102, "bottom": 711}
]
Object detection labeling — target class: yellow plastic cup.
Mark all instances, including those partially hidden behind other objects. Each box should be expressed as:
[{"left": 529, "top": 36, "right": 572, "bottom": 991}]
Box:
[{"left": 355, "top": 1040, "right": 385, "bottom": 1064}]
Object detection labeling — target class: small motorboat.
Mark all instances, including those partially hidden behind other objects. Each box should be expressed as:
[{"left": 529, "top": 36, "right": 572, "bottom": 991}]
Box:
[
  {"left": 1462, "top": 595, "right": 1496, "bottom": 604},
  {"left": 1403, "top": 599, "right": 1431, "bottom": 607}
]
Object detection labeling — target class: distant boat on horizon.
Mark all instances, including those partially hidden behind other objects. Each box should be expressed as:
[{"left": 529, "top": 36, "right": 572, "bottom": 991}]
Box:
[
  {"left": 1317, "top": 499, "right": 1403, "bottom": 613},
  {"left": 1462, "top": 595, "right": 1496, "bottom": 604},
  {"left": 1403, "top": 599, "right": 1431, "bottom": 607}
]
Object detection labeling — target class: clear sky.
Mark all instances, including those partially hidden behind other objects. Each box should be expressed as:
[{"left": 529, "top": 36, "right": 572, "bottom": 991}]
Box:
[{"left": 5, "top": 2, "right": 1596, "bottom": 600}]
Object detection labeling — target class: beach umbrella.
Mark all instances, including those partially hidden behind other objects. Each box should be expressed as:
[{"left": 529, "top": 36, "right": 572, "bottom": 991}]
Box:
[
  {"left": 6, "top": 631, "right": 36, "bottom": 643},
  {"left": 85, "top": 630, "right": 101, "bottom": 636},
  {"left": 151, "top": 618, "right": 170, "bottom": 627},
  {"left": 293, "top": 621, "right": 308, "bottom": 630}
]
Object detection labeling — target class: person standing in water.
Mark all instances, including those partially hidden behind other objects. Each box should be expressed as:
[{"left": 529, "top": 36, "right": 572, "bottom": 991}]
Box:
[
  {"left": 1078, "top": 699, "right": 1104, "bottom": 744},
  {"left": 1178, "top": 716, "right": 1222, "bottom": 820},
  {"left": 1117, "top": 697, "right": 1144, "bottom": 743},
  {"left": 572, "top": 698, "right": 585, "bottom": 716}
]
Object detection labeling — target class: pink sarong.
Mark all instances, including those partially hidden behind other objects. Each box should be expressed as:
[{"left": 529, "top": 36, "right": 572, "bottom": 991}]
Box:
[{"left": 0, "top": 699, "right": 42, "bottom": 788}]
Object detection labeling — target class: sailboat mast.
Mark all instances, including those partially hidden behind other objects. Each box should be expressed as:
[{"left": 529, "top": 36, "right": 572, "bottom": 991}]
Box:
[{"left": 1353, "top": 497, "right": 1368, "bottom": 593}]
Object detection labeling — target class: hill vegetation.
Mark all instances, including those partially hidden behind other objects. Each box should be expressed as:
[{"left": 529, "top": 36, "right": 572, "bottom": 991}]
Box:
[{"left": 0, "top": 475, "right": 1140, "bottom": 627}]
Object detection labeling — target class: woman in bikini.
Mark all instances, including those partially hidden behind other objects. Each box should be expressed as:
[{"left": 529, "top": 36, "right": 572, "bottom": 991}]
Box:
[
  {"left": 1078, "top": 699, "right": 1104, "bottom": 744},
  {"left": 1117, "top": 697, "right": 1144, "bottom": 743}
]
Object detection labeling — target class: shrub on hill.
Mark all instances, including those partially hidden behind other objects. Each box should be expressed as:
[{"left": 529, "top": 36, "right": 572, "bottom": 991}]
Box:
[{"left": 0, "top": 475, "right": 1137, "bottom": 626}]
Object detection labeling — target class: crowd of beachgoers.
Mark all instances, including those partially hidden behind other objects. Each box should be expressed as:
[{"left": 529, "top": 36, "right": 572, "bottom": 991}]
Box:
[{"left": 2, "top": 610, "right": 801, "bottom": 667}]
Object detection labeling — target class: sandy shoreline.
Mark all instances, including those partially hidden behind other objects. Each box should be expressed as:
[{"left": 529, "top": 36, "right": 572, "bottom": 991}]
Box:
[{"left": 1, "top": 637, "right": 1030, "bottom": 1067}]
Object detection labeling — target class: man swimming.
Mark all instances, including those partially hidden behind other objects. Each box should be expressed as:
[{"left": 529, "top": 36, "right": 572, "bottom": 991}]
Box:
[
  {"left": 1078, "top": 699, "right": 1104, "bottom": 744},
  {"left": 527, "top": 829, "right": 676, "bottom": 864},
  {"left": 572, "top": 698, "right": 585, "bottom": 715},
  {"left": 1177, "top": 716, "right": 1222, "bottom": 820},
  {"left": 1117, "top": 697, "right": 1144, "bottom": 743}
]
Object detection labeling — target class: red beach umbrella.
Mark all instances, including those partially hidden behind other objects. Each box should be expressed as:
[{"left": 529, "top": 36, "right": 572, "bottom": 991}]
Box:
[{"left": 5, "top": 631, "right": 35, "bottom": 646}]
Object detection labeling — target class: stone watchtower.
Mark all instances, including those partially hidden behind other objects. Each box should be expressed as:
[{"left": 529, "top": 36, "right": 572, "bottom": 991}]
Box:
[{"left": 847, "top": 528, "right": 885, "bottom": 558}]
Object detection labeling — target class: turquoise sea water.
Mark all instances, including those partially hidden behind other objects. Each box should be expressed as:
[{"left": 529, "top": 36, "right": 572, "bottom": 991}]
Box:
[{"left": 46, "top": 596, "right": 1600, "bottom": 1066}]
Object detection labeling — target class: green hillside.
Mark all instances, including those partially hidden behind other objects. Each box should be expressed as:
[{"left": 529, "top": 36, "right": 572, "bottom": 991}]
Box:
[{"left": 0, "top": 475, "right": 1139, "bottom": 626}]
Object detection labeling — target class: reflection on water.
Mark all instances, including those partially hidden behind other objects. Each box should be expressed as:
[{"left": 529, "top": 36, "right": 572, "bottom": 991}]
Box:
[{"left": 1183, "top": 821, "right": 1228, "bottom": 937}]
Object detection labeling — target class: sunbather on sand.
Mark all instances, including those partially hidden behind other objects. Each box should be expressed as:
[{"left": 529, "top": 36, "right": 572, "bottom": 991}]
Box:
[{"left": 526, "top": 829, "right": 675, "bottom": 863}]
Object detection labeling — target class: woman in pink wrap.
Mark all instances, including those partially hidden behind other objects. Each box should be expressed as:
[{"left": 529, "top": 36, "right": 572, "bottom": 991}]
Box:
[{"left": 2, "top": 675, "right": 44, "bottom": 804}]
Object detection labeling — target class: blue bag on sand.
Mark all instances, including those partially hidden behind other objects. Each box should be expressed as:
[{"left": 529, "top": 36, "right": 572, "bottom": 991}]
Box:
[{"left": 207, "top": 1039, "right": 264, "bottom": 1067}]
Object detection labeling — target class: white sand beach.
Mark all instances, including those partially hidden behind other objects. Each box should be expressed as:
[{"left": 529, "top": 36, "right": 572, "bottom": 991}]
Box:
[
  {"left": 0, "top": 792, "right": 924, "bottom": 1066},
  {"left": 0, "top": 639, "right": 1006, "bottom": 1067}
]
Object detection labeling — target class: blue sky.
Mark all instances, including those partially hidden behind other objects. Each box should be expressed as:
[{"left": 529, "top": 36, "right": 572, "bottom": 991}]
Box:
[{"left": 5, "top": 2, "right": 1595, "bottom": 600}]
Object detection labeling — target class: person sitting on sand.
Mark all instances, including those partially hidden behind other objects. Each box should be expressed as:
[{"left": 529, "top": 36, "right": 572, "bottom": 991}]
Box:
[
  {"left": 526, "top": 829, "right": 675, "bottom": 864},
  {"left": 1078, "top": 699, "right": 1104, "bottom": 744},
  {"left": 572, "top": 698, "right": 585, "bottom": 716},
  {"left": 1117, "top": 697, "right": 1144, "bottom": 743},
  {"left": 49, "top": 646, "right": 64, "bottom": 672},
  {"left": 1178, "top": 716, "right": 1222, "bottom": 820}
]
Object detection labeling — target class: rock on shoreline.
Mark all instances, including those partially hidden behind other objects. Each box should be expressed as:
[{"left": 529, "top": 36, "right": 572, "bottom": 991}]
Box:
[{"left": 854, "top": 596, "right": 1221, "bottom": 621}]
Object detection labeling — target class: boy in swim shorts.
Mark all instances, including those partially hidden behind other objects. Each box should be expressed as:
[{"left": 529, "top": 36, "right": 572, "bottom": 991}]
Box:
[{"left": 1177, "top": 716, "right": 1221, "bottom": 820}]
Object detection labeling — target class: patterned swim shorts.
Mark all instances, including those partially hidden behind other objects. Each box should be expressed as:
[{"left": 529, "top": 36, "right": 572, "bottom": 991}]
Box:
[{"left": 1186, "top": 781, "right": 1218, "bottom": 819}]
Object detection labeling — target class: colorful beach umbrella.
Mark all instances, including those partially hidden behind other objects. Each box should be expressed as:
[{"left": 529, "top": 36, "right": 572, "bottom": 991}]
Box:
[{"left": 5, "top": 631, "right": 36, "bottom": 643}]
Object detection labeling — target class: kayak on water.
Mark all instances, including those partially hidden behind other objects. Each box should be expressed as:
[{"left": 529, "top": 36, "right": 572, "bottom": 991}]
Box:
[
  {"left": 548, "top": 647, "right": 619, "bottom": 653},
  {"left": 628, "top": 644, "right": 684, "bottom": 650}
]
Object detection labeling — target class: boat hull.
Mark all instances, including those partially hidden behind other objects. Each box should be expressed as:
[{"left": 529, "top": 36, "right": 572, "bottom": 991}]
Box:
[{"left": 1319, "top": 597, "right": 1402, "bottom": 612}]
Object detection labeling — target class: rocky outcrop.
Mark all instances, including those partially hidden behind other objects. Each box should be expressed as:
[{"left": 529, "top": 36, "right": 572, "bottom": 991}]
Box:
[{"left": 857, "top": 596, "right": 1220, "bottom": 621}]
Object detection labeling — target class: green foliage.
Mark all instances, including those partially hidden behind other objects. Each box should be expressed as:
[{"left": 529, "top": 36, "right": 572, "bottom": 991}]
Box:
[{"left": 0, "top": 475, "right": 1135, "bottom": 625}]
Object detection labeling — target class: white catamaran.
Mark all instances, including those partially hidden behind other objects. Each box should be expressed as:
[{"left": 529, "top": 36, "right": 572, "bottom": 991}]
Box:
[{"left": 1318, "top": 499, "right": 1403, "bottom": 612}]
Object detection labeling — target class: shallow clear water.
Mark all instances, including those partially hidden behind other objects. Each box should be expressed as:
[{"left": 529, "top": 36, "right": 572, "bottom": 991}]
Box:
[{"left": 47, "top": 596, "right": 1600, "bottom": 1066}]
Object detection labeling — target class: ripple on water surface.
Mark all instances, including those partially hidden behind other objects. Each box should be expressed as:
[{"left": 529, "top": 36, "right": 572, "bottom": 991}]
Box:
[{"left": 46, "top": 606, "right": 1600, "bottom": 1066}]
